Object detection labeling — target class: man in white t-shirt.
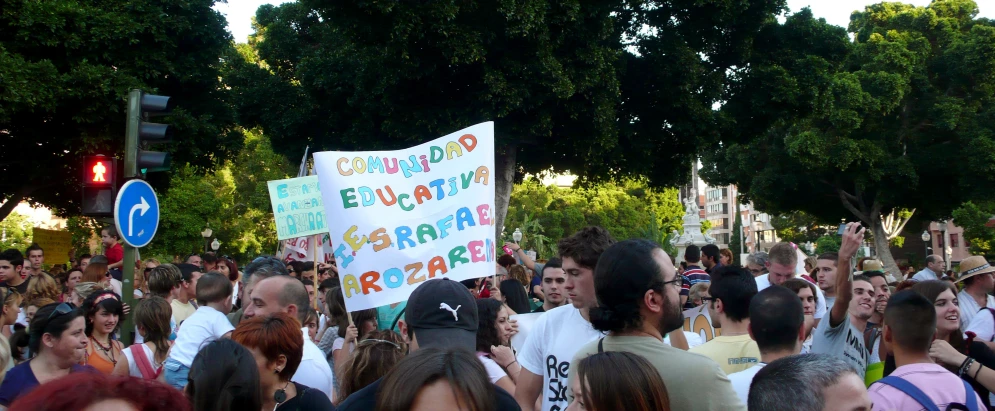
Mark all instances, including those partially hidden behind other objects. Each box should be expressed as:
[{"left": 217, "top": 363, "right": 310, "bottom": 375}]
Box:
[
  {"left": 755, "top": 242, "right": 828, "bottom": 321},
  {"left": 727, "top": 285, "right": 806, "bottom": 404},
  {"left": 515, "top": 226, "right": 615, "bottom": 411},
  {"left": 244, "top": 275, "right": 334, "bottom": 400}
]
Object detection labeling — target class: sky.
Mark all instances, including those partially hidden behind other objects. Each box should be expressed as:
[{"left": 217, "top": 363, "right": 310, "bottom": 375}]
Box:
[{"left": 218, "top": 0, "right": 994, "bottom": 43}]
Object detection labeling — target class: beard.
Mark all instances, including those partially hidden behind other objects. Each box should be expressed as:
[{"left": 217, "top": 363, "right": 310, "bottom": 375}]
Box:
[{"left": 658, "top": 294, "right": 685, "bottom": 334}]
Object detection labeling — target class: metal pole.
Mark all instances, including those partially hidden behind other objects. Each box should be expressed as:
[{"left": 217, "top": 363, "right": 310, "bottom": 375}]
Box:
[{"left": 119, "top": 89, "right": 141, "bottom": 346}]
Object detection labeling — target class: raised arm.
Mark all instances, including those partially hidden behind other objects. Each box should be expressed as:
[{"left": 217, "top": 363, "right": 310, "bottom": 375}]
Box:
[
  {"left": 507, "top": 242, "right": 537, "bottom": 271},
  {"left": 831, "top": 222, "right": 865, "bottom": 327}
]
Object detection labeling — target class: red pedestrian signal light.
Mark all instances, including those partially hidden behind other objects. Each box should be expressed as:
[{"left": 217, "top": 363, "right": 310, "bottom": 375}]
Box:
[
  {"left": 82, "top": 155, "right": 117, "bottom": 217},
  {"left": 83, "top": 156, "right": 116, "bottom": 186}
]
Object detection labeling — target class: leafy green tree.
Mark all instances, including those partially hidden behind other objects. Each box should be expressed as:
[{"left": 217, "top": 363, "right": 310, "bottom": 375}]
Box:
[
  {"left": 702, "top": 3, "right": 995, "bottom": 275},
  {"left": 816, "top": 235, "right": 842, "bottom": 254},
  {"left": 224, "top": 0, "right": 785, "bottom": 238},
  {"left": 505, "top": 178, "right": 684, "bottom": 257},
  {"left": 770, "top": 211, "right": 836, "bottom": 245},
  {"left": 0, "top": 213, "right": 32, "bottom": 251},
  {"left": 144, "top": 129, "right": 294, "bottom": 263},
  {"left": 953, "top": 201, "right": 995, "bottom": 259},
  {"left": 0, "top": 0, "right": 242, "bottom": 222},
  {"left": 66, "top": 216, "right": 101, "bottom": 256}
]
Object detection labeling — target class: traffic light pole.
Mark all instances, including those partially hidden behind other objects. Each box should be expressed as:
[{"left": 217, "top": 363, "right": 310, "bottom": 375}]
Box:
[{"left": 119, "top": 89, "right": 142, "bottom": 346}]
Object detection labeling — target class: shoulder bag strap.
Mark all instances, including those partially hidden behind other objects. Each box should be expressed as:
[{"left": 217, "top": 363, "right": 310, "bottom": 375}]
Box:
[
  {"left": 130, "top": 344, "right": 160, "bottom": 380},
  {"left": 597, "top": 337, "right": 605, "bottom": 353},
  {"left": 875, "top": 376, "right": 942, "bottom": 411}
]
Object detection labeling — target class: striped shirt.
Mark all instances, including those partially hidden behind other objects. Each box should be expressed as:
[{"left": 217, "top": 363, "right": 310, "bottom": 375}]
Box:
[{"left": 682, "top": 265, "right": 711, "bottom": 309}]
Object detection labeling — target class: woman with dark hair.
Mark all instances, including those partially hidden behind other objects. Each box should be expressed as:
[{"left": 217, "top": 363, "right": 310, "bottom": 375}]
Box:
[
  {"left": 496, "top": 279, "right": 530, "bottom": 314},
  {"left": 569, "top": 351, "right": 671, "bottom": 411},
  {"left": 79, "top": 291, "right": 124, "bottom": 374},
  {"left": 55, "top": 269, "right": 82, "bottom": 303},
  {"left": 112, "top": 297, "right": 172, "bottom": 379},
  {"left": 232, "top": 313, "right": 334, "bottom": 410},
  {"left": 186, "top": 338, "right": 262, "bottom": 411},
  {"left": 8, "top": 372, "right": 191, "bottom": 411},
  {"left": 782, "top": 278, "right": 819, "bottom": 353},
  {"left": 376, "top": 347, "right": 496, "bottom": 411},
  {"left": 0, "top": 303, "right": 94, "bottom": 406},
  {"left": 475, "top": 299, "right": 517, "bottom": 392},
  {"left": 890, "top": 280, "right": 995, "bottom": 409},
  {"left": 332, "top": 308, "right": 377, "bottom": 392},
  {"left": 216, "top": 257, "right": 240, "bottom": 303},
  {"left": 338, "top": 329, "right": 406, "bottom": 403}
]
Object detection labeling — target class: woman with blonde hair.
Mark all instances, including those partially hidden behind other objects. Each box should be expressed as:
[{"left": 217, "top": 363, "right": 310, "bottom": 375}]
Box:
[
  {"left": 507, "top": 264, "right": 531, "bottom": 291},
  {"left": 69, "top": 282, "right": 103, "bottom": 307},
  {"left": 25, "top": 274, "right": 60, "bottom": 305}
]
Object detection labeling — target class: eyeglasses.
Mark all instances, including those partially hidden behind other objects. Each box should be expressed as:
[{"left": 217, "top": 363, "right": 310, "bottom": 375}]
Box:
[
  {"left": 662, "top": 277, "right": 683, "bottom": 290},
  {"left": 700, "top": 296, "right": 716, "bottom": 304},
  {"left": 47, "top": 303, "right": 74, "bottom": 320}
]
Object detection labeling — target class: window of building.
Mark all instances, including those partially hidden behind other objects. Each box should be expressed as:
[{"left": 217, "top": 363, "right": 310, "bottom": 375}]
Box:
[{"left": 951, "top": 234, "right": 960, "bottom": 248}]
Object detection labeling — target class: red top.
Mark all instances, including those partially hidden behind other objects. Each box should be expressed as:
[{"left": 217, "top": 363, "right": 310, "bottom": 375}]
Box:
[{"left": 105, "top": 243, "right": 124, "bottom": 265}]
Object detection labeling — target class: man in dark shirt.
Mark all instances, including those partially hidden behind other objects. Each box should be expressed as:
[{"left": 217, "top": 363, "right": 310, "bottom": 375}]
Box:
[
  {"left": 702, "top": 244, "right": 723, "bottom": 274},
  {"left": 0, "top": 249, "right": 28, "bottom": 295},
  {"left": 337, "top": 278, "right": 521, "bottom": 411}
]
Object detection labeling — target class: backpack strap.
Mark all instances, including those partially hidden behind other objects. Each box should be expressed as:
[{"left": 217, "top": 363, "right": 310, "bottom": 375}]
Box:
[
  {"left": 130, "top": 344, "right": 161, "bottom": 380},
  {"left": 597, "top": 338, "right": 605, "bottom": 353},
  {"left": 875, "top": 376, "right": 942, "bottom": 411},
  {"left": 961, "top": 379, "right": 979, "bottom": 411}
]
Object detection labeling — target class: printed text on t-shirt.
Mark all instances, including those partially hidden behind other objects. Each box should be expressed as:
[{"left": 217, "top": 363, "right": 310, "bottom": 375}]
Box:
[{"left": 546, "top": 355, "right": 569, "bottom": 410}]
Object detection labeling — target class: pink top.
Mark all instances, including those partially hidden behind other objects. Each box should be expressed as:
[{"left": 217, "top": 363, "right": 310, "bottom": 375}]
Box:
[{"left": 868, "top": 363, "right": 983, "bottom": 410}]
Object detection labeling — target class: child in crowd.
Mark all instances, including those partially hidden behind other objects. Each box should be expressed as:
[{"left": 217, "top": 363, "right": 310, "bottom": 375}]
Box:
[{"left": 163, "top": 272, "right": 234, "bottom": 390}]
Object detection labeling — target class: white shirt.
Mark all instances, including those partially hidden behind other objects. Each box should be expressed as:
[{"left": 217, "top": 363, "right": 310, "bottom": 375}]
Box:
[
  {"left": 518, "top": 304, "right": 604, "bottom": 411},
  {"left": 728, "top": 363, "right": 766, "bottom": 404},
  {"left": 122, "top": 343, "right": 162, "bottom": 378},
  {"left": 912, "top": 268, "right": 940, "bottom": 282},
  {"left": 292, "top": 327, "right": 335, "bottom": 399},
  {"left": 167, "top": 306, "right": 234, "bottom": 367},
  {"left": 477, "top": 353, "right": 509, "bottom": 384},
  {"left": 110, "top": 278, "right": 123, "bottom": 298},
  {"left": 756, "top": 274, "right": 828, "bottom": 319},
  {"left": 664, "top": 331, "right": 704, "bottom": 348},
  {"left": 966, "top": 302, "right": 995, "bottom": 341},
  {"left": 959, "top": 289, "right": 995, "bottom": 333}
]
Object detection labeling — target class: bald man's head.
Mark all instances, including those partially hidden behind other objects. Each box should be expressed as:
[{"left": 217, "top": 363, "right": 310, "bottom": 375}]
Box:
[{"left": 243, "top": 275, "right": 310, "bottom": 323}]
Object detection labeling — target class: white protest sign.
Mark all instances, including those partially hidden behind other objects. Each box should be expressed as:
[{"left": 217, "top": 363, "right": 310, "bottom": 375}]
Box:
[
  {"left": 313, "top": 122, "right": 496, "bottom": 311},
  {"left": 682, "top": 304, "right": 721, "bottom": 342}
]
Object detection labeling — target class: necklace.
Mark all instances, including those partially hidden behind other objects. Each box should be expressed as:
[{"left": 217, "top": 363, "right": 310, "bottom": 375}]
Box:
[{"left": 91, "top": 337, "right": 117, "bottom": 365}]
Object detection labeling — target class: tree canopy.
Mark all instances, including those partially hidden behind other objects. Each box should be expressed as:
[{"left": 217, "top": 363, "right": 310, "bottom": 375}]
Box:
[
  {"left": 224, "top": 0, "right": 785, "bottom": 236},
  {"left": 702, "top": 1, "right": 995, "bottom": 273},
  {"left": 0, "top": 0, "right": 242, "bottom": 221}
]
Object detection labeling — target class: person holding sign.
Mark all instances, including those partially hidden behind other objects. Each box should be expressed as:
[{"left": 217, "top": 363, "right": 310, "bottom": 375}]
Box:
[{"left": 567, "top": 239, "right": 744, "bottom": 411}]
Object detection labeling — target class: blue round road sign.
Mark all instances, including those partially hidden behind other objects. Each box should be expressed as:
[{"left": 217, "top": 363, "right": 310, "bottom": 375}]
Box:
[{"left": 114, "top": 180, "right": 160, "bottom": 248}]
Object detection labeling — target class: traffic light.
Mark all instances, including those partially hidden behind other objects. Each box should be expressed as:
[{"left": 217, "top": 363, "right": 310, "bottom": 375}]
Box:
[
  {"left": 81, "top": 155, "right": 118, "bottom": 216},
  {"left": 125, "top": 90, "right": 173, "bottom": 176}
]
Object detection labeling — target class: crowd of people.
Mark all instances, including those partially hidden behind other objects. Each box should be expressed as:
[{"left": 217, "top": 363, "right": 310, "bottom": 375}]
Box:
[{"left": 0, "top": 221, "right": 994, "bottom": 410}]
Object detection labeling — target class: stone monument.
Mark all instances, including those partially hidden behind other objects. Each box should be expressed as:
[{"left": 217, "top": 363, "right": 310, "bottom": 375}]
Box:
[{"left": 670, "top": 189, "right": 717, "bottom": 263}]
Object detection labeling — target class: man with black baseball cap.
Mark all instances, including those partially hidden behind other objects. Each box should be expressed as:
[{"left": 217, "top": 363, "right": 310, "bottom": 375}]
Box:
[{"left": 337, "top": 278, "right": 521, "bottom": 410}]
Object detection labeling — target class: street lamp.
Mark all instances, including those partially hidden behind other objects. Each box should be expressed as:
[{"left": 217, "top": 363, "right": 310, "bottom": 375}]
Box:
[
  {"left": 921, "top": 231, "right": 931, "bottom": 257},
  {"left": 201, "top": 224, "right": 213, "bottom": 253},
  {"left": 512, "top": 228, "right": 523, "bottom": 243},
  {"left": 211, "top": 238, "right": 221, "bottom": 252}
]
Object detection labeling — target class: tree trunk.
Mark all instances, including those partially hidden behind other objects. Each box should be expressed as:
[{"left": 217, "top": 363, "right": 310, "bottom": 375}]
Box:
[
  {"left": 493, "top": 145, "right": 518, "bottom": 242},
  {"left": 871, "top": 220, "right": 901, "bottom": 278},
  {"left": 0, "top": 190, "right": 28, "bottom": 222}
]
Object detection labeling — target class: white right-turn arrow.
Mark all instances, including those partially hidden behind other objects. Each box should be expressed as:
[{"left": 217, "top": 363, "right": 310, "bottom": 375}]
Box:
[{"left": 128, "top": 197, "right": 150, "bottom": 237}]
